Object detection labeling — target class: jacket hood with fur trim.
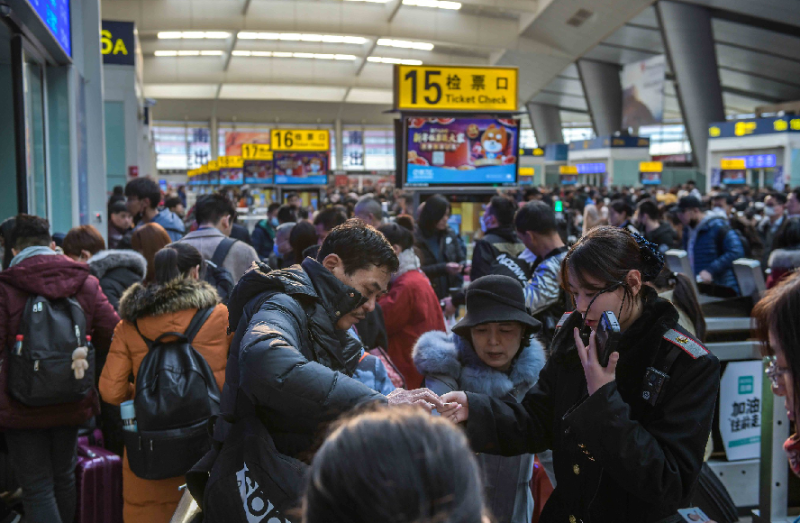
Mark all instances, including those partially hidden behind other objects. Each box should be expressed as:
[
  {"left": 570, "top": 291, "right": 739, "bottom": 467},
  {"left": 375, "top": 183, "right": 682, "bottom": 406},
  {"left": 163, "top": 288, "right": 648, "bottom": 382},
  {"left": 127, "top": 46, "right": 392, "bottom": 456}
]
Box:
[
  {"left": 88, "top": 249, "right": 147, "bottom": 281},
  {"left": 413, "top": 330, "right": 545, "bottom": 400},
  {"left": 118, "top": 277, "right": 219, "bottom": 323}
]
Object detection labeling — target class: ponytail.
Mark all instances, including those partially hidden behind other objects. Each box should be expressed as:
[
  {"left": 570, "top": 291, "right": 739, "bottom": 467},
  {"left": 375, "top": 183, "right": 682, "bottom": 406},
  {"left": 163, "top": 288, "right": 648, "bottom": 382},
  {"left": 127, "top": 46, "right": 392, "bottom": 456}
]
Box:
[{"left": 153, "top": 243, "right": 204, "bottom": 285}]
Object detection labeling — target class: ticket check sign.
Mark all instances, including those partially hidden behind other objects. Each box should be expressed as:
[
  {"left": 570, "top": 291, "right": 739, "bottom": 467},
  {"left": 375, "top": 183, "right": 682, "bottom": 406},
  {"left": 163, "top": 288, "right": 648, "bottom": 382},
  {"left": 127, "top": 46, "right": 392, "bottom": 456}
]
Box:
[
  {"left": 394, "top": 65, "right": 518, "bottom": 112},
  {"left": 270, "top": 130, "right": 330, "bottom": 151},
  {"left": 242, "top": 144, "right": 273, "bottom": 161}
]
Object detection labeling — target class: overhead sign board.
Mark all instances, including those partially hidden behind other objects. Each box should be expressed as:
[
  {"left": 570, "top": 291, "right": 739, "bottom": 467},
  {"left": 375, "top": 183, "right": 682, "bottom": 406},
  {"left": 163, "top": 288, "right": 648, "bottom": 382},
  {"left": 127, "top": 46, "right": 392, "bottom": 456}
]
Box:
[
  {"left": 709, "top": 116, "right": 800, "bottom": 139},
  {"left": 721, "top": 158, "right": 746, "bottom": 170},
  {"left": 207, "top": 160, "right": 218, "bottom": 171},
  {"left": 519, "top": 167, "right": 534, "bottom": 176},
  {"left": 520, "top": 148, "right": 545, "bottom": 157},
  {"left": 241, "top": 143, "right": 273, "bottom": 161},
  {"left": 26, "top": 0, "right": 72, "bottom": 56},
  {"left": 719, "top": 361, "right": 762, "bottom": 461},
  {"left": 569, "top": 136, "right": 650, "bottom": 150},
  {"left": 218, "top": 156, "right": 244, "bottom": 168},
  {"left": 559, "top": 165, "right": 578, "bottom": 175},
  {"left": 101, "top": 21, "right": 135, "bottom": 66},
  {"left": 639, "top": 161, "right": 663, "bottom": 173},
  {"left": 270, "top": 129, "right": 330, "bottom": 151},
  {"left": 576, "top": 162, "right": 606, "bottom": 174},
  {"left": 394, "top": 65, "right": 518, "bottom": 112}
]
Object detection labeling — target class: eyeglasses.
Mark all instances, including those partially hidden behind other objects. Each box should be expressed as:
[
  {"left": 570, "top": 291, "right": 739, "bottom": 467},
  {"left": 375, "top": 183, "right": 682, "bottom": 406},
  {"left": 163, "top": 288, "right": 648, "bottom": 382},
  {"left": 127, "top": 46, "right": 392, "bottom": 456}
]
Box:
[{"left": 765, "top": 356, "right": 791, "bottom": 389}]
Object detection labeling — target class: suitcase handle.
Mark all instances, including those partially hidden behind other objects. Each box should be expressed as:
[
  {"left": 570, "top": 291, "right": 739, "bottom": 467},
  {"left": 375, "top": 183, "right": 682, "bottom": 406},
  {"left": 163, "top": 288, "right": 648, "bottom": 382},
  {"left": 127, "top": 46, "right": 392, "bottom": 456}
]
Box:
[{"left": 77, "top": 445, "right": 97, "bottom": 459}]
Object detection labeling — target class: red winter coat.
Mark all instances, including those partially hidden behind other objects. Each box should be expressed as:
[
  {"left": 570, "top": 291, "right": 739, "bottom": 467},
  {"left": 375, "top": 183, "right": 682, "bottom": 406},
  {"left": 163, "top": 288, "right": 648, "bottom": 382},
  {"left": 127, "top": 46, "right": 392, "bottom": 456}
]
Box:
[
  {"left": 0, "top": 254, "right": 120, "bottom": 430},
  {"left": 378, "top": 269, "right": 445, "bottom": 389}
]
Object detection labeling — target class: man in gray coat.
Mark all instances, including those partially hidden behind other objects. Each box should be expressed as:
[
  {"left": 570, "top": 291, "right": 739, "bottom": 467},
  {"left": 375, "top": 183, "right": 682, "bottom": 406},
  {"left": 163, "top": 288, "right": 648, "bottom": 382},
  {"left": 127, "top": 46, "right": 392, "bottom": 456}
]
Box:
[{"left": 180, "top": 193, "right": 260, "bottom": 283}]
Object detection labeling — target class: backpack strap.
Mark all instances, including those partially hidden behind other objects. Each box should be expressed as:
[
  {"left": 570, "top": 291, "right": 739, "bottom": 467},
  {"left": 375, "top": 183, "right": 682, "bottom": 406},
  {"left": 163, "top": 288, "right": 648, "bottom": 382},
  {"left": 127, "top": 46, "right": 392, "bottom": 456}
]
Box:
[
  {"left": 211, "top": 238, "right": 238, "bottom": 267},
  {"left": 184, "top": 307, "right": 216, "bottom": 344}
]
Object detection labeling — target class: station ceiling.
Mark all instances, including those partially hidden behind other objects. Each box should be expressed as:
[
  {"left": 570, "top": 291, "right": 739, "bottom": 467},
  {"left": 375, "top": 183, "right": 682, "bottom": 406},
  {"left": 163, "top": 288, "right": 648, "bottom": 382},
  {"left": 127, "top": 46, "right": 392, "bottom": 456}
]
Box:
[{"left": 101, "top": 0, "right": 800, "bottom": 126}]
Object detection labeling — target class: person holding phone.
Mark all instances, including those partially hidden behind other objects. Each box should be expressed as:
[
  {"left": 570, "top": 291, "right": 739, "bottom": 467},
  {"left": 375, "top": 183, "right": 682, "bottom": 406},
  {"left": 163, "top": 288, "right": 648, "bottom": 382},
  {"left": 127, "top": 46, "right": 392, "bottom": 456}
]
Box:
[{"left": 439, "top": 226, "right": 721, "bottom": 523}]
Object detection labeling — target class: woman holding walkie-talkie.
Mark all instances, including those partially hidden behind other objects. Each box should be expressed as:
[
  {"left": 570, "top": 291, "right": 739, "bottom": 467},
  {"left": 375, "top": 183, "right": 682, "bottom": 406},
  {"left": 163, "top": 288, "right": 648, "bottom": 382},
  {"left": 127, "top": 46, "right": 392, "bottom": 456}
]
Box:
[{"left": 439, "top": 226, "right": 721, "bottom": 523}]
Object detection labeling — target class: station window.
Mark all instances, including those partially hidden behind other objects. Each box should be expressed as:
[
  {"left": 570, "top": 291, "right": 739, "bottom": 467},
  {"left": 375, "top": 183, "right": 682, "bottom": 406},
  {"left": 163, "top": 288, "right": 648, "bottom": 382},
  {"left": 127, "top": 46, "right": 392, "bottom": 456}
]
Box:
[
  {"left": 364, "top": 129, "right": 394, "bottom": 171},
  {"left": 519, "top": 129, "right": 537, "bottom": 149},
  {"left": 639, "top": 124, "right": 691, "bottom": 156},
  {"left": 342, "top": 129, "right": 364, "bottom": 170},
  {"left": 153, "top": 125, "right": 191, "bottom": 171}
]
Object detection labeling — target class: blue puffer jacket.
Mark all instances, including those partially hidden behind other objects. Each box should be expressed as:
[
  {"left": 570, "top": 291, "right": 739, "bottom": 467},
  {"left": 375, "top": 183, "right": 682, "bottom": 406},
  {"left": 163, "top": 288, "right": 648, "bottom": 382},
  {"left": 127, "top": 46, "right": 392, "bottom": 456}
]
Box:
[{"left": 684, "top": 215, "right": 744, "bottom": 294}]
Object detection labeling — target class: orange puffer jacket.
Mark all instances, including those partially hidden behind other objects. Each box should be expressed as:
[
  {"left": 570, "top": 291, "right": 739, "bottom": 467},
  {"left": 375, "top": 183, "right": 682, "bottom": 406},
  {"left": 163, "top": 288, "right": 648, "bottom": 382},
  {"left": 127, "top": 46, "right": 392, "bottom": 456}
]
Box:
[{"left": 99, "top": 277, "right": 232, "bottom": 523}]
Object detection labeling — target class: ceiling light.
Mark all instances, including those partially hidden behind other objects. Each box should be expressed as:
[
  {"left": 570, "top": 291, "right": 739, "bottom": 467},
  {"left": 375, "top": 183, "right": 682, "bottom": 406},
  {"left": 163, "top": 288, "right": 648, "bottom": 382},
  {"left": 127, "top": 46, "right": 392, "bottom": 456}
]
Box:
[
  {"left": 231, "top": 51, "right": 357, "bottom": 61},
  {"left": 272, "top": 52, "right": 293, "bottom": 57},
  {"left": 314, "top": 54, "right": 336, "bottom": 59},
  {"left": 293, "top": 52, "right": 315, "bottom": 58},
  {"left": 232, "top": 50, "right": 251, "bottom": 56},
  {"left": 154, "top": 50, "right": 224, "bottom": 57},
  {"left": 377, "top": 38, "right": 434, "bottom": 51},
  {"left": 343, "top": 0, "right": 391, "bottom": 3},
  {"left": 335, "top": 54, "right": 357, "bottom": 60},
  {"left": 402, "top": 0, "right": 461, "bottom": 9},
  {"left": 367, "top": 56, "right": 423, "bottom": 65},
  {"left": 252, "top": 51, "right": 273, "bottom": 57},
  {"left": 236, "top": 31, "right": 367, "bottom": 45},
  {"left": 157, "top": 31, "right": 231, "bottom": 39}
]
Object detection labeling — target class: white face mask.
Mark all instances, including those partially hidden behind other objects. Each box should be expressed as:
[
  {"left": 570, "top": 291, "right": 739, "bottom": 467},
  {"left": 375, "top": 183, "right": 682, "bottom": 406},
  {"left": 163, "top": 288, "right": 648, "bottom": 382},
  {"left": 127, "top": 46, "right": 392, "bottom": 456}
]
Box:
[{"left": 764, "top": 206, "right": 776, "bottom": 218}]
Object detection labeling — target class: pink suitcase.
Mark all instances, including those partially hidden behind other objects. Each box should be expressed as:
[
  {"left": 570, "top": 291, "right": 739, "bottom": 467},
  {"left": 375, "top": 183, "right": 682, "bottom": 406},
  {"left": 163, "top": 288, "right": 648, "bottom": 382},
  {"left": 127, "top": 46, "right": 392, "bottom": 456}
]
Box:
[
  {"left": 74, "top": 444, "right": 123, "bottom": 523},
  {"left": 77, "top": 428, "right": 104, "bottom": 449}
]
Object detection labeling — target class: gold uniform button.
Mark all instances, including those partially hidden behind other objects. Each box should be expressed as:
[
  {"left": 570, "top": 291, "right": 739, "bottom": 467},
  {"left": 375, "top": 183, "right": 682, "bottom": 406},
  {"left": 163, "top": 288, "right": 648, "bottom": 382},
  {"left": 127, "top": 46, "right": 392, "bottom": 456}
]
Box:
[
  {"left": 335, "top": 311, "right": 341, "bottom": 316},
  {"left": 569, "top": 516, "right": 577, "bottom": 523},
  {"left": 349, "top": 293, "right": 354, "bottom": 298},
  {"left": 573, "top": 464, "right": 580, "bottom": 475}
]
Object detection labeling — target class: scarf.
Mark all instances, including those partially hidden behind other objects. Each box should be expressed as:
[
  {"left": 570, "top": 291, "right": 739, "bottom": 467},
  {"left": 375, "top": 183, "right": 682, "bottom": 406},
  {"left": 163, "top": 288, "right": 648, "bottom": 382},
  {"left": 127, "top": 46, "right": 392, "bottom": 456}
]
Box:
[
  {"left": 393, "top": 248, "right": 421, "bottom": 281},
  {"left": 9, "top": 245, "right": 58, "bottom": 267}
]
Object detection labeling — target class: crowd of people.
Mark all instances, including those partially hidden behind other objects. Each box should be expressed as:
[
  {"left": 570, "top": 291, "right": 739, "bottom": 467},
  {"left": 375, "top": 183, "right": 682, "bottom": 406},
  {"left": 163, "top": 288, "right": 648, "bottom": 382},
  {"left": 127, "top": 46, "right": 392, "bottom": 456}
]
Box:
[{"left": 0, "top": 176, "right": 798, "bottom": 523}]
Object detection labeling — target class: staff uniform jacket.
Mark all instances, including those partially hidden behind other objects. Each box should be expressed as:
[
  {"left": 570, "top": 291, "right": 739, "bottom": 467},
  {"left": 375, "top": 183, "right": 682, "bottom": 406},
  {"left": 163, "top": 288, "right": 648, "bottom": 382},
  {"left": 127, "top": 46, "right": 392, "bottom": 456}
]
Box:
[
  {"left": 414, "top": 226, "right": 466, "bottom": 300},
  {"left": 0, "top": 254, "right": 119, "bottom": 430},
  {"left": 87, "top": 249, "right": 147, "bottom": 311},
  {"left": 414, "top": 331, "right": 546, "bottom": 523},
  {"left": 378, "top": 266, "right": 446, "bottom": 389},
  {"left": 99, "top": 277, "right": 231, "bottom": 523},
  {"left": 463, "top": 289, "right": 720, "bottom": 523},
  {"left": 216, "top": 259, "right": 384, "bottom": 461}
]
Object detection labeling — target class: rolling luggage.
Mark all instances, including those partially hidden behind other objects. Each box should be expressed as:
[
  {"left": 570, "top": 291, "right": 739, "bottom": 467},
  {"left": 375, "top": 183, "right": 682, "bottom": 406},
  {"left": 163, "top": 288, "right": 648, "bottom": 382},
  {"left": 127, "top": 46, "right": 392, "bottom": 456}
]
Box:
[
  {"left": 77, "top": 428, "right": 104, "bottom": 449},
  {"left": 74, "top": 443, "right": 123, "bottom": 523}
]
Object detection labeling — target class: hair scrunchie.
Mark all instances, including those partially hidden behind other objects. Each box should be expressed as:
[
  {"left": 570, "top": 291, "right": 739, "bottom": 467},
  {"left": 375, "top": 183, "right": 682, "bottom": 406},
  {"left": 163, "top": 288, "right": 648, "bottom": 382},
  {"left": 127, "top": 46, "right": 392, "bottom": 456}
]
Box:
[{"left": 631, "top": 232, "right": 665, "bottom": 282}]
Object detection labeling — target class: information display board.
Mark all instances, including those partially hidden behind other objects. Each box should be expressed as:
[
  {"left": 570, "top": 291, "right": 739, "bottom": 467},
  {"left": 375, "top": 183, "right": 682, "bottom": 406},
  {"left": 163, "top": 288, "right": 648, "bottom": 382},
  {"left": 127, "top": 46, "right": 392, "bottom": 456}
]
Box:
[
  {"left": 559, "top": 165, "right": 578, "bottom": 185},
  {"left": 404, "top": 117, "right": 519, "bottom": 187},
  {"left": 218, "top": 156, "right": 244, "bottom": 186},
  {"left": 639, "top": 161, "right": 663, "bottom": 186},
  {"left": 242, "top": 144, "right": 273, "bottom": 160},
  {"left": 722, "top": 170, "right": 747, "bottom": 185},
  {"left": 270, "top": 130, "right": 330, "bottom": 152},
  {"left": 274, "top": 152, "right": 328, "bottom": 185},
  {"left": 719, "top": 361, "right": 762, "bottom": 461},
  {"left": 27, "top": 0, "right": 71, "bottom": 56},
  {"left": 394, "top": 65, "right": 518, "bottom": 112}
]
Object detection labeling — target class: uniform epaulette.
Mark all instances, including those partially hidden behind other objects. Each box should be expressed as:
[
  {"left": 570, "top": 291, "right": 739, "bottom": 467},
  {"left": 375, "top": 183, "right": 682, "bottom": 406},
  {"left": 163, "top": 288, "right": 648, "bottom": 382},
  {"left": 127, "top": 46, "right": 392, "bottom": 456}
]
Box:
[
  {"left": 555, "top": 311, "right": 573, "bottom": 329},
  {"left": 663, "top": 329, "right": 709, "bottom": 359}
]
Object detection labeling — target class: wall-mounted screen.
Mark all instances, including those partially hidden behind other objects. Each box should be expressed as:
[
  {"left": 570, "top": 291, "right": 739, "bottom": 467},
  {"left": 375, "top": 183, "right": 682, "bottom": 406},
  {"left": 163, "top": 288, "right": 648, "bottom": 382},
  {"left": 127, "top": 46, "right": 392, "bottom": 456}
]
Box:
[
  {"left": 274, "top": 152, "right": 328, "bottom": 185},
  {"left": 244, "top": 160, "right": 274, "bottom": 184},
  {"left": 28, "top": 0, "right": 72, "bottom": 56},
  {"left": 640, "top": 172, "right": 662, "bottom": 185},
  {"left": 560, "top": 174, "right": 578, "bottom": 185},
  {"left": 404, "top": 117, "right": 519, "bottom": 187},
  {"left": 721, "top": 170, "right": 746, "bottom": 185}
]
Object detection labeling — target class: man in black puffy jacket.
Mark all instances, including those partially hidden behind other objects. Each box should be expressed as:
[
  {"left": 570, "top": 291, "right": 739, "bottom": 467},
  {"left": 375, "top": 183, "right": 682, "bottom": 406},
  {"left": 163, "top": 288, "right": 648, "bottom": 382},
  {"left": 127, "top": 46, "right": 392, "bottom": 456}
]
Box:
[{"left": 216, "top": 219, "right": 446, "bottom": 458}]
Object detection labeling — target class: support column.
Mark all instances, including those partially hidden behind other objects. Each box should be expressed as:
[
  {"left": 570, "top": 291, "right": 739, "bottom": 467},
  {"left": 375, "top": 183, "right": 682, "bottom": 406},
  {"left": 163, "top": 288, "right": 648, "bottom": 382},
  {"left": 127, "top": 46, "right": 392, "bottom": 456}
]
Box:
[
  {"left": 526, "top": 102, "right": 563, "bottom": 145},
  {"left": 210, "top": 116, "right": 218, "bottom": 160},
  {"left": 657, "top": 0, "right": 725, "bottom": 176},
  {"left": 335, "top": 118, "right": 343, "bottom": 170},
  {"left": 576, "top": 59, "right": 623, "bottom": 137}
]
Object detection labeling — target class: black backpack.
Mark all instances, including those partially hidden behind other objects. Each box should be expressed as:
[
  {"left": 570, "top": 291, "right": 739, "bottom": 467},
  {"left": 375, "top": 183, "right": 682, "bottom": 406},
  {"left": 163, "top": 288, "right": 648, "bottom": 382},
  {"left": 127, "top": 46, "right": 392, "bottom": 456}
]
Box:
[
  {"left": 8, "top": 295, "right": 93, "bottom": 407},
  {"left": 124, "top": 307, "right": 221, "bottom": 480},
  {"left": 204, "top": 238, "right": 238, "bottom": 305}
]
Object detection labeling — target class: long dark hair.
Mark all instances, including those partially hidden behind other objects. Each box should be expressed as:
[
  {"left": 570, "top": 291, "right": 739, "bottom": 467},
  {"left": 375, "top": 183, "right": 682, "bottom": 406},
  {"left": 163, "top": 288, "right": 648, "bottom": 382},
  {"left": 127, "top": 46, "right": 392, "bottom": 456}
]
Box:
[
  {"left": 652, "top": 268, "right": 707, "bottom": 341},
  {"left": 303, "top": 405, "right": 486, "bottom": 523},
  {"left": 752, "top": 271, "right": 800, "bottom": 419},
  {"left": 417, "top": 195, "right": 450, "bottom": 237},
  {"left": 560, "top": 226, "right": 660, "bottom": 305},
  {"left": 378, "top": 222, "right": 414, "bottom": 251},
  {"left": 153, "top": 243, "right": 204, "bottom": 284}
]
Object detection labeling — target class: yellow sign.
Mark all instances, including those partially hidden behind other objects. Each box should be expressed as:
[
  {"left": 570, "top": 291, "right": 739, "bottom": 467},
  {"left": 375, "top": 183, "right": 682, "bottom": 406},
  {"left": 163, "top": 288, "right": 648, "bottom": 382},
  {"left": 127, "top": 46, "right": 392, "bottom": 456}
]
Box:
[
  {"left": 394, "top": 65, "right": 518, "bottom": 112},
  {"left": 218, "top": 156, "right": 244, "bottom": 169},
  {"left": 709, "top": 126, "right": 721, "bottom": 137},
  {"left": 208, "top": 160, "right": 218, "bottom": 171},
  {"left": 270, "top": 129, "right": 330, "bottom": 151},
  {"left": 559, "top": 165, "right": 578, "bottom": 175},
  {"left": 519, "top": 167, "right": 534, "bottom": 176},
  {"left": 199, "top": 165, "right": 208, "bottom": 174},
  {"left": 721, "top": 158, "right": 746, "bottom": 170},
  {"left": 533, "top": 148, "right": 544, "bottom": 156},
  {"left": 734, "top": 121, "right": 757, "bottom": 137},
  {"left": 242, "top": 144, "right": 273, "bottom": 160},
  {"left": 639, "top": 161, "right": 663, "bottom": 173}
]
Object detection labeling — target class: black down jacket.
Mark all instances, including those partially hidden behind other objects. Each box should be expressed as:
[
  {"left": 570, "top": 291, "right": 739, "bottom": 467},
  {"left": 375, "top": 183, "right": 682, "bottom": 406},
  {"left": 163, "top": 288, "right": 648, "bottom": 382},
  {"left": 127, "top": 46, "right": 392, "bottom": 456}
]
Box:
[
  {"left": 464, "top": 288, "right": 721, "bottom": 523},
  {"left": 414, "top": 226, "right": 466, "bottom": 300},
  {"left": 216, "top": 258, "right": 384, "bottom": 460},
  {"left": 87, "top": 249, "right": 147, "bottom": 311}
]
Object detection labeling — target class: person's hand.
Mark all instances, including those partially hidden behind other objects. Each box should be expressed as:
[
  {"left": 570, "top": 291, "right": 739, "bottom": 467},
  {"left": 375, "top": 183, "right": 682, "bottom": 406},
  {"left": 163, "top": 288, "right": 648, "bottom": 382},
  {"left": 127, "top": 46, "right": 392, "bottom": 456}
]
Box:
[
  {"left": 439, "top": 391, "right": 468, "bottom": 423},
  {"left": 699, "top": 270, "right": 713, "bottom": 283},
  {"left": 573, "top": 327, "right": 619, "bottom": 396},
  {"left": 446, "top": 262, "right": 463, "bottom": 275},
  {"left": 443, "top": 297, "right": 456, "bottom": 318},
  {"left": 387, "top": 388, "right": 446, "bottom": 413},
  {"left": 463, "top": 265, "right": 471, "bottom": 275}
]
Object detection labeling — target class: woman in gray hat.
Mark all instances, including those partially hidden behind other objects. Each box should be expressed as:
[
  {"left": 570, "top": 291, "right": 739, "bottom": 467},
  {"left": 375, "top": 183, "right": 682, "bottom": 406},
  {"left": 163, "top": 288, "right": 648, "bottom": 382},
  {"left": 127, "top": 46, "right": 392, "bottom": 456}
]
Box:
[{"left": 413, "top": 274, "right": 546, "bottom": 523}]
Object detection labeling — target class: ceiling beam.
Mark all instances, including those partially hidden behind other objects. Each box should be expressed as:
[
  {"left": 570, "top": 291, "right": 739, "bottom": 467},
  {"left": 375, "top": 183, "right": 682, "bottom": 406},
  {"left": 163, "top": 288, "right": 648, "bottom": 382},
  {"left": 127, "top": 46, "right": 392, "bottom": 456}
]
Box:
[
  {"left": 356, "top": 40, "right": 378, "bottom": 76},
  {"left": 242, "top": 0, "right": 254, "bottom": 16},
  {"left": 222, "top": 34, "right": 239, "bottom": 71}
]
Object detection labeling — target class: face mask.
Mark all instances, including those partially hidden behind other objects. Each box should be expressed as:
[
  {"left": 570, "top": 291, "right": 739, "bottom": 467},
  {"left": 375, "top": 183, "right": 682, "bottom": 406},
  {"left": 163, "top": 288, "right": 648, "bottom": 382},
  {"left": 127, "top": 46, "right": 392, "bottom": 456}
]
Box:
[
  {"left": 688, "top": 218, "right": 700, "bottom": 229},
  {"left": 764, "top": 206, "right": 776, "bottom": 217},
  {"left": 270, "top": 217, "right": 279, "bottom": 227}
]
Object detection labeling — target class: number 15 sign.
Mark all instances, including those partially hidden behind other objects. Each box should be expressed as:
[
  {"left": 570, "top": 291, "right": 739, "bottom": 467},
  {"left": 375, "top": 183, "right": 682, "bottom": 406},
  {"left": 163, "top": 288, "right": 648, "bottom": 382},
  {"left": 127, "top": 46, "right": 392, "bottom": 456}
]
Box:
[{"left": 394, "top": 65, "right": 518, "bottom": 112}]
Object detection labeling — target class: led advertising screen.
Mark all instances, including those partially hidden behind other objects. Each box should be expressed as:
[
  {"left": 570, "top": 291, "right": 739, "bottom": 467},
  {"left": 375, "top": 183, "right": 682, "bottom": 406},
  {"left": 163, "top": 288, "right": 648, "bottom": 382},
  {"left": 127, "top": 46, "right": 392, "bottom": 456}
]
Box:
[
  {"left": 274, "top": 152, "right": 328, "bottom": 185},
  {"left": 722, "top": 170, "right": 747, "bottom": 185},
  {"left": 405, "top": 117, "right": 519, "bottom": 187},
  {"left": 244, "top": 160, "right": 274, "bottom": 184},
  {"left": 220, "top": 167, "right": 244, "bottom": 186},
  {"left": 28, "top": 0, "right": 71, "bottom": 56},
  {"left": 560, "top": 175, "right": 578, "bottom": 185},
  {"left": 640, "top": 172, "right": 662, "bottom": 185}
]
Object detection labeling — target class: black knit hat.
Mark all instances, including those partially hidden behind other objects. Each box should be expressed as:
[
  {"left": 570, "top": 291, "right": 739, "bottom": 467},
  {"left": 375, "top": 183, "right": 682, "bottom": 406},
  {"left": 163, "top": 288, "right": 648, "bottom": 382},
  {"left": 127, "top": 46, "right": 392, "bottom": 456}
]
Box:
[{"left": 452, "top": 275, "right": 541, "bottom": 338}]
